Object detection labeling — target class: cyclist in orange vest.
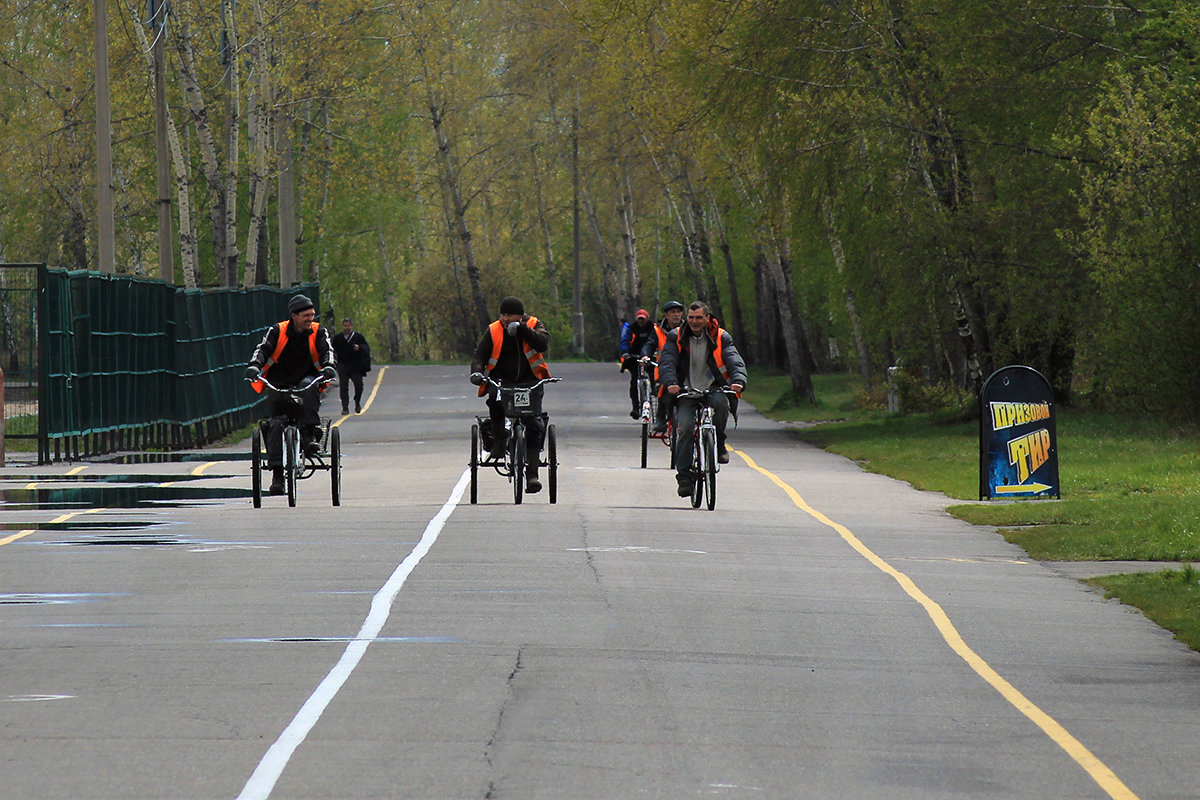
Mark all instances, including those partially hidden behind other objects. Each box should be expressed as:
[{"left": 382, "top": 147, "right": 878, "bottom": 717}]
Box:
[
  {"left": 469, "top": 295, "right": 551, "bottom": 494},
  {"left": 659, "top": 301, "right": 747, "bottom": 497},
  {"left": 652, "top": 300, "right": 685, "bottom": 433},
  {"left": 245, "top": 294, "right": 336, "bottom": 494}
]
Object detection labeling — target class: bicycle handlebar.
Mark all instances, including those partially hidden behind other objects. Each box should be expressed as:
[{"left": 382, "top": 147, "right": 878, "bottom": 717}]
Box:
[
  {"left": 674, "top": 386, "right": 739, "bottom": 401},
  {"left": 247, "top": 373, "right": 329, "bottom": 394},
  {"left": 483, "top": 376, "right": 562, "bottom": 391}
]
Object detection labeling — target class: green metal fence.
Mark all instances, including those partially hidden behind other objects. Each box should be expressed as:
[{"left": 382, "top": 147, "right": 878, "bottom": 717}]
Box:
[{"left": 15, "top": 264, "right": 320, "bottom": 462}]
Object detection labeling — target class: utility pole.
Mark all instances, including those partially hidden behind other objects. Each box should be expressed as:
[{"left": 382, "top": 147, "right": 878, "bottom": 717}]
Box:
[
  {"left": 93, "top": 0, "right": 115, "bottom": 273},
  {"left": 150, "top": 0, "right": 174, "bottom": 283},
  {"left": 571, "top": 90, "right": 584, "bottom": 356}
]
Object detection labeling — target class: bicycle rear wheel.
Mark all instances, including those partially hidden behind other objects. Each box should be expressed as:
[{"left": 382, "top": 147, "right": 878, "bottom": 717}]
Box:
[
  {"left": 640, "top": 420, "right": 649, "bottom": 468},
  {"left": 512, "top": 424, "right": 526, "bottom": 505},
  {"left": 283, "top": 426, "right": 300, "bottom": 507},
  {"left": 470, "top": 423, "right": 480, "bottom": 505},
  {"left": 701, "top": 426, "right": 717, "bottom": 511},
  {"left": 548, "top": 423, "right": 558, "bottom": 504},
  {"left": 251, "top": 427, "right": 263, "bottom": 508},
  {"left": 329, "top": 427, "right": 341, "bottom": 506}
]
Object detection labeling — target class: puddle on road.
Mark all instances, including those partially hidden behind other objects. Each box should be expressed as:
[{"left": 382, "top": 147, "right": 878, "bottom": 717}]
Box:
[
  {"left": 0, "top": 485, "right": 251, "bottom": 510},
  {"left": 1, "top": 520, "right": 165, "bottom": 532},
  {"left": 0, "top": 592, "right": 128, "bottom": 605},
  {"left": 1, "top": 473, "right": 219, "bottom": 484},
  {"left": 99, "top": 452, "right": 249, "bottom": 464}
]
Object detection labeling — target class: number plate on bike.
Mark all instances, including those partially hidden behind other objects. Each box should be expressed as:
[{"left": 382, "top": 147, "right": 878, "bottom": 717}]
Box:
[{"left": 513, "top": 389, "right": 531, "bottom": 407}]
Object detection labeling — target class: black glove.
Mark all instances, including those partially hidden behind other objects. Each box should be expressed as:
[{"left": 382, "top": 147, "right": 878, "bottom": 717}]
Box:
[
  {"left": 245, "top": 365, "right": 260, "bottom": 380},
  {"left": 322, "top": 365, "right": 337, "bottom": 381},
  {"left": 469, "top": 372, "right": 485, "bottom": 386},
  {"left": 506, "top": 321, "right": 521, "bottom": 337}
]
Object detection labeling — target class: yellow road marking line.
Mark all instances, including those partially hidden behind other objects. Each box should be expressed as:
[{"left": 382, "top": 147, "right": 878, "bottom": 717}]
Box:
[
  {"left": 25, "top": 465, "right": 89, "bottom": 490},
  {"left": 0, "top": 508, "right": 105, "bottom": 547},
  {"left": 733, "top": 448, "right": 1140, "bottom": 800},
  {"left": 332, "top": 365, "right": 386, "bottom": 428},
  {"left": 190, "top": 462, "right": 217, "bottom": 476}
]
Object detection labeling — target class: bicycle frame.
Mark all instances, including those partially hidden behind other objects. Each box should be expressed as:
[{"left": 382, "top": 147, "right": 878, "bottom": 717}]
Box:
[{"left": 675, "top": 387, "right": 737, "bottom": 510}]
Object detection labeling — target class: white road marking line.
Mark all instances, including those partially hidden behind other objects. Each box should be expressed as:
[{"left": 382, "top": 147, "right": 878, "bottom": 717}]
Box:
[{"left": 236, "top": 468, "right": 469, "bottom": 800}]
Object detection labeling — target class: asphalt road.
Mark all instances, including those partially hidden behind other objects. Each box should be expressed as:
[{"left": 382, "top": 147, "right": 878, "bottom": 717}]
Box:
[{"left": 1, "top": 362, "right": 1198, "bottom": 800}]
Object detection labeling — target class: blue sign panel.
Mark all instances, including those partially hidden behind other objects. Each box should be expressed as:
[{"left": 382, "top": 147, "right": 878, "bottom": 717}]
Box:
[{"left": 979, "top": 366, "right": 1060, "bottom": 500}]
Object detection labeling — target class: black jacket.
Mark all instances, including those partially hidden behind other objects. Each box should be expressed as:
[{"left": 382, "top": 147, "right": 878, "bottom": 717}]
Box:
[
  {"left": 248, "top": 321, "right": 335, "bottom": 388},
  {"left": 331, "top": 330, "right": 371, "bottom": 374}
]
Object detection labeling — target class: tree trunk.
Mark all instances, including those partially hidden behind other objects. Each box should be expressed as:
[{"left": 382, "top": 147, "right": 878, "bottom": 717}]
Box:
[
  {"left": 173, "top": 14, "right": 226, "bottom": 281},
  {"left": 133, "top": 14, "right": 197, "bottom": 287},
  {"left": 618, "top": 166, "right": 640, "bottom": 312},
  {"left": 428, "top": 94, "right": 489, "bottom": 330},
  {"left": 582, "top": 187, "right": 624, "bottom": 328},
  {"left": 707, "top": 191, "right": 746, "bottom": 349},
  {"left": 766, "top": 236, "right": 816, "bottom": 403},
  {"left": 243, "top": 0, "right": 272, "bottom": 287},
  {"left": 821, "top": 195, "right": 873, "bottom": 387},
  {"left": 530, "top": 144, "right": 560, "bottom": 301},
  {"left": 378, "top": 225, "right": 404, "bottom": 362},
  {"left": 222, "top": 0, "right": 240, "bottom": 286}
]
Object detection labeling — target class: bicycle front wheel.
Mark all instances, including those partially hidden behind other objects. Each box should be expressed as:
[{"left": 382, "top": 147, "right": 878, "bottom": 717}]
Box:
[
  {"left": 512, "top": 424, "right": 526, "bottom": 505},
  {"left": 690, "top": 435, "right": 703, "bottom": 509},
  {"left": 329, "top": 427, "right": 341, "bottom": 506},
  {"left": 283, "top": 426, "right": 300, "bottom": 507},
  {"left": 701, "top": 426, "right": 717, "bottom": 511}
]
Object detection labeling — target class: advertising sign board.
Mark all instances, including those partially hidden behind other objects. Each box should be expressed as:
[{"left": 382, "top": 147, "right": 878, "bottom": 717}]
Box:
[{"left": 979, "top": 366, "right": 1059, "bottom": 500}]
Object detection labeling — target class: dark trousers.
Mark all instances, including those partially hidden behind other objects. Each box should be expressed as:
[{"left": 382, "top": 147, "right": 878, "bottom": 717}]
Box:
[
  {"left": 673, "top": 392, "right": 729, "bottom": 482},
  {"left": 338, "top": 367, "right": 364, "bottom": 410},
  {"left": 486, "top": 393, "right": 545, "bottom": 474},
  {"left": 265, "top": 384, "right": 322, "bottom": 466}
]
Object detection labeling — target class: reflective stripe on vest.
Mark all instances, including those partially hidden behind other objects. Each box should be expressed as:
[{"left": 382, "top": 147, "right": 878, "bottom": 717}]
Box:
[
  {"left": 251, "top": 320, "right": 321, "bottom": 393},
  {"left": 478, "top": 316, "right": 551, "bottom": 396},
  {"left": 671, "top": 325, "right": 731, "bottom": 385}
]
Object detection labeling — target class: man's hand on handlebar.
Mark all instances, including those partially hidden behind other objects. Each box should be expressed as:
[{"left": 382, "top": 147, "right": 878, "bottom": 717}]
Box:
[
  {"left": 322, "top": 365, "right": 337, "bottom": 381},
  {"left": 245, "top": 365, "right": 261, "bottom": 380},
  {"left": 470, "top": 372, "right": 485, "bottom": 386}
]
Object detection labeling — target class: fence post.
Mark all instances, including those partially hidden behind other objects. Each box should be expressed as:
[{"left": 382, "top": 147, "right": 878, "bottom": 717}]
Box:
[{"left": 0, "top": 365, "right": 6, "bottom": 466}]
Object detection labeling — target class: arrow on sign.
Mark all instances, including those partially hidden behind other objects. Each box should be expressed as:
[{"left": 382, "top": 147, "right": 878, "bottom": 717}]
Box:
[{"left": 995, "top": 482, "right": 1053, "bottom": 495}]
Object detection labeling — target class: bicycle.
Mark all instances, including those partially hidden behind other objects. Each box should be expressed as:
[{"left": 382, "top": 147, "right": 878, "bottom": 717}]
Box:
[
  {"left": 469, "top": 376, "right": 562, "bottom": 505},
  {"left": 635, "top": 357, "right": 656, "bottom": 468},
  {"left": 248, "top": 374, "right": 341, "bottom": 508},
  {"left": 674, "top": 387, "right": 738, "bottom": 511}
]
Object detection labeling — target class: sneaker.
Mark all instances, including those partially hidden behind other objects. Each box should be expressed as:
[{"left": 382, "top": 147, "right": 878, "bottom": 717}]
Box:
[
  {"left": 341, "top": 406, "right": 350, "bottom": 415},
  {"left": 629, "top": 409, "right": 639, "bottom": 419},
  {"left": 676, "top": 479, "right": 693, "bottom": 497},
  {"left": 304, "top": 442, "right": 321, "bottom": 457},
  {"left": 653, "top": 421, "right": 667, "bottom": 434},
  {"left": 355, "top": 402, "right": 362, "bottom": 414},
  {"left": 526, "top": 478, "right": 542, "bottom": 494},
  {"left": 718, "top": 445, "right": 730, "bottom": 464},
  {"left": 268, "top": 468, "right": 285, "bottom": 495}
]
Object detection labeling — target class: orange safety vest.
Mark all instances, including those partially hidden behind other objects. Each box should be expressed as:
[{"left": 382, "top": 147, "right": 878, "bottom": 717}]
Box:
[
  {"left": 651, "top": 324, "right": 669, "bottom": 387},
  {"left": 478, "top": 316, "right": 551, "bottom": 396},
  {"left": 251, "top": 320, "right": 321, "bottom": 393},
  {"left": 670, "top": 324, "right": 733, "bottom": 386}
]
